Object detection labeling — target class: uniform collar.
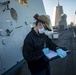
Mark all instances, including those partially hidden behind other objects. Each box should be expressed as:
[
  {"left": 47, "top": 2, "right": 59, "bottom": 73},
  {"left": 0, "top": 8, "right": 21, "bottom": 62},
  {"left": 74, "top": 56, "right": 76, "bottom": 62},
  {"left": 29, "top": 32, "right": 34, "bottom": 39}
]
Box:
[{"left": 31, "top": 27, "right": 44, "bottom": 36}]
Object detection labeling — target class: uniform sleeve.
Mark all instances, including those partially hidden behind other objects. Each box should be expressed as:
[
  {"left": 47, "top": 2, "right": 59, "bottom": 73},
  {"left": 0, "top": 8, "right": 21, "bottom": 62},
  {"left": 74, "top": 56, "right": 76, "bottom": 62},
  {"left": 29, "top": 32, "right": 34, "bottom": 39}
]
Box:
[
  {"left": 46, "top": 36, "right": 59, "bottom": 51},
  {"left": 22, "top": 36, "right": 43, "bottom": 61}
]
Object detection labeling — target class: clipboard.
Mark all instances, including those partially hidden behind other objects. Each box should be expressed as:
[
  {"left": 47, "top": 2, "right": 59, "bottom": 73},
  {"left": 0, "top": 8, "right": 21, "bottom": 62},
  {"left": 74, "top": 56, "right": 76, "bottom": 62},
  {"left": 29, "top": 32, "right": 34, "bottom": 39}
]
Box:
[{"left": 44, "top": 50, "right": 71, "bottom": 61}]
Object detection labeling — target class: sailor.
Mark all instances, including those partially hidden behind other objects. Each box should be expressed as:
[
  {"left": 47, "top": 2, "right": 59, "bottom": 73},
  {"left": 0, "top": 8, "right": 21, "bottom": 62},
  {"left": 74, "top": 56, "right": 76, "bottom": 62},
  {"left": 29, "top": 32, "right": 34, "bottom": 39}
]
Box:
[{"left": 22, "top": 14, "right": 67, "bottom": 75}]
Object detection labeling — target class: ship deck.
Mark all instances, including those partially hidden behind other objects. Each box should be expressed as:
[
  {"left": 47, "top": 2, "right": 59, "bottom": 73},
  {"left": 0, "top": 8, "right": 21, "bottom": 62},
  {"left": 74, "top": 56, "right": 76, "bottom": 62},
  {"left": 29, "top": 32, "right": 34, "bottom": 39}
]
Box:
[{"left": 14, "top": 27, "right": 76, "bottom": 75}]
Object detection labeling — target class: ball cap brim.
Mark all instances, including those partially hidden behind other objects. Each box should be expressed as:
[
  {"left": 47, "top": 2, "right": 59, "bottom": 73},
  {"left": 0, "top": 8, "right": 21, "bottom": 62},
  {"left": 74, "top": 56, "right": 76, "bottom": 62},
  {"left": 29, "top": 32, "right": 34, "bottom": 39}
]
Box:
[{"left": 34, "top": 14, "right": 52, "bottom": 31}]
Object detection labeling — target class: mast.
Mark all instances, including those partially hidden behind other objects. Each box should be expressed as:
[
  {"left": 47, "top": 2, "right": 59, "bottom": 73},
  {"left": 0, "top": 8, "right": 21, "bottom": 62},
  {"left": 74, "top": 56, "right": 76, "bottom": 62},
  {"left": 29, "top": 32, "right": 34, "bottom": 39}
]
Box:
[{"left": 58, "top": 0, "right": 59, "bottom": 6}]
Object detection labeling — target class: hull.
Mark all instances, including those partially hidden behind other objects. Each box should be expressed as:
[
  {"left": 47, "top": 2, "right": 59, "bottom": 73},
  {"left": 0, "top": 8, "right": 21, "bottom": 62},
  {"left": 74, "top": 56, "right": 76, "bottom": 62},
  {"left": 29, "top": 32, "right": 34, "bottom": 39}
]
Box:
[{"left": 0, "top": 0, "right": 46, "bottom": 74}]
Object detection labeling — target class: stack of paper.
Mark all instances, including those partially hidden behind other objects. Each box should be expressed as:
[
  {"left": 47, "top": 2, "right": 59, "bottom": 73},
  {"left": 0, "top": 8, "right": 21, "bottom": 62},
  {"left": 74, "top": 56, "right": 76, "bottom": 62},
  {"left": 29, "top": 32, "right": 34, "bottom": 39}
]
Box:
[{"left": 44, "top": 50, "right": 70, "bottom": 60}]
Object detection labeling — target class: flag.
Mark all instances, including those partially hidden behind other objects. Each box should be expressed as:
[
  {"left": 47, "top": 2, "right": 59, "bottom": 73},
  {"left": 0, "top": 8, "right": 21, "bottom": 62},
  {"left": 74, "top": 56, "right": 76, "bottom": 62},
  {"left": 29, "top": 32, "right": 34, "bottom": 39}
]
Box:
[
  {"left": 23, "top": 0, "right": 28, "bottom": 6},
  {"left": 15, "top": 0, "right": 28, "bottom": 6}
]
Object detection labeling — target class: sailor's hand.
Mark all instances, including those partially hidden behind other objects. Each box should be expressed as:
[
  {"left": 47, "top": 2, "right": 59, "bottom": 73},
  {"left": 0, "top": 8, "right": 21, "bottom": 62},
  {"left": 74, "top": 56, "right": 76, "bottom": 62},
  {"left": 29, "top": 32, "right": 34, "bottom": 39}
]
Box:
[
  {"left": 56, "top": 48, "right": 67, "bottom": 58},
  {"left": 42, "top": 48, "right": 50, "bottom": 54}
]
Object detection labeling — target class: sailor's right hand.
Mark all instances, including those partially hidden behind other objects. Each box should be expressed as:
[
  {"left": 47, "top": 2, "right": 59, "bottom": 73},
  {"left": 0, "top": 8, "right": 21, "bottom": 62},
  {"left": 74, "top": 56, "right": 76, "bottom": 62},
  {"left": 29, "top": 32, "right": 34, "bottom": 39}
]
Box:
[{"left": 42, "top": 48, "right": 50, "bottom": 54}]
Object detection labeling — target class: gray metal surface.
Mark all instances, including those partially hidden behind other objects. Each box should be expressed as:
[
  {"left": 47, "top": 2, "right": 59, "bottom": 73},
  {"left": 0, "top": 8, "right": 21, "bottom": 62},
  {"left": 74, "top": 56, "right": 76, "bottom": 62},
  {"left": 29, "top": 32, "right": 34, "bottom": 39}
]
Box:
[{"left": 0, "top": 0, "right": 46, "bottom": 74}]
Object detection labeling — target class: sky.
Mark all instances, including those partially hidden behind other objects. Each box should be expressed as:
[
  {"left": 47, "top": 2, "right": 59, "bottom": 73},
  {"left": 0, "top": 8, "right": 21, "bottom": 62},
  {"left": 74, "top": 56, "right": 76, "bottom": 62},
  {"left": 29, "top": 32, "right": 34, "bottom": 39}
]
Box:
[{"left": 42, "top": 0, "right": 76, "bottom": 26}]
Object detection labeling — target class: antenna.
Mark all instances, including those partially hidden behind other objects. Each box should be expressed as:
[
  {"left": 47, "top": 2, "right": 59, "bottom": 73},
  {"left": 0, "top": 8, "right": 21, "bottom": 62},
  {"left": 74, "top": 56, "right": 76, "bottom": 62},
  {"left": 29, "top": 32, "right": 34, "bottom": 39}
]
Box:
[
  {"left": 74, "top": 11, "right": 76, "bottom": 25},
  {"left": 58, "top": 0, "right": 59, "bottom": 6}
]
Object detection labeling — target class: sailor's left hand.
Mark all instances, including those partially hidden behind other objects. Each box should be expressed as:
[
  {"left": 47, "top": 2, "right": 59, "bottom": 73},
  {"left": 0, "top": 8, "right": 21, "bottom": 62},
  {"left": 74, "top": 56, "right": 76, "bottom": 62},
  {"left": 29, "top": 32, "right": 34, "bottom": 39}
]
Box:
[{"left": 56, "top": 48, "right": 67, "bottom": 58}]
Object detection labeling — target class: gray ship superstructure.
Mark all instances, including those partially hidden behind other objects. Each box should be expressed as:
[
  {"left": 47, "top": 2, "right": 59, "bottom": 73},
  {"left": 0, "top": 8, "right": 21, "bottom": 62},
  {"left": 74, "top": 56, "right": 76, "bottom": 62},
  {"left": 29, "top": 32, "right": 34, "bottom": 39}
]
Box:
[
  {"left": 54, "top": 1, "right": 63, "bottom": 26},
  {"left": 0, "top": 0, "right": 46, "bottom": 74}
]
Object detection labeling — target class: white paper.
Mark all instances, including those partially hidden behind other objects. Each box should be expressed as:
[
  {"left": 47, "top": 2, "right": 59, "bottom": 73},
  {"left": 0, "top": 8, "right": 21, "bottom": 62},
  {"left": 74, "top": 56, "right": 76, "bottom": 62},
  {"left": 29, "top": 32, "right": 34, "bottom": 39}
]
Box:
[
  {"left": 45, "top": 50, "right": 58, "bottom": 60},
  {"left": 44, "top": 50, "right": 70, "bottom": 60}
]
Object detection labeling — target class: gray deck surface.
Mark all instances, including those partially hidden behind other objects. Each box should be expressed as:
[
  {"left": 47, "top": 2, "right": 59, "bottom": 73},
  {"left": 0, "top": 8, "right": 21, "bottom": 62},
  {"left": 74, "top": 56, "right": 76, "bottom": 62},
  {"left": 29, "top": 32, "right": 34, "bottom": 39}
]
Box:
[{"left": 14, "top": 28, "right": 76, "bottom": 75}]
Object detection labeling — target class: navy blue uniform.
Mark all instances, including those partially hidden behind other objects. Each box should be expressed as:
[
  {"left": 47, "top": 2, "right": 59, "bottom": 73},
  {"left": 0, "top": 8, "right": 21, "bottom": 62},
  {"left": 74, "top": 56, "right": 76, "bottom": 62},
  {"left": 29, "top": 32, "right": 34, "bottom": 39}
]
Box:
[{"left": 22, "top": 28, "right": 58, "bottom": 73}]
